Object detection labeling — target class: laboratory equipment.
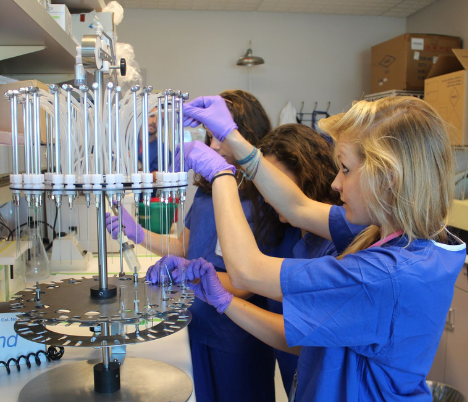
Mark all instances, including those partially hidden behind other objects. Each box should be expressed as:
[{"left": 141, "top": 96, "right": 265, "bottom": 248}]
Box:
[{"left": 2, "top": 26, "right": 194, "bottom": 402}]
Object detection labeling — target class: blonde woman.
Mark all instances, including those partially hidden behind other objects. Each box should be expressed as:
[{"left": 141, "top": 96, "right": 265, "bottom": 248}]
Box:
[{"left": 161, "top": 96, "right": 466, "bottom": 402}]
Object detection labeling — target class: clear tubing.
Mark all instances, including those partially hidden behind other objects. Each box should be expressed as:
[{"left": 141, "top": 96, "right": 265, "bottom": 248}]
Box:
[
  {"left": 164, "top": 92, "right": 169, "bottom": 172},
  {"left": 115, "top": 87, "right": 121, "bottom": 174},
  {"left": 92, "top": 83, "right": 100, "bottom": 174},
  {"left": 33, "top": 90, "right": 41, "bottom": 175},
  {"left": 24, "top": 91, "right": 31, "bottom": 174},
  {"left": 157, "top": 97, "right": 163, "bottom": 173},
  {"left": 132, "top": 86, "right": 139, "bottom": 174},
  {"left": 106, "top": 83, "right": 114, "bottom": 174},
  {"left": 53, "top": 88, "right": 61, "bottom": 175},
  {"left": 178, "top": 96, "right": 184, "bottom": 172},
  {"left": 82, "top": 87, "right": 89, "bottom": 174},
  {"left": 171, "top": 92, "right": 176, "bottom": 172}
]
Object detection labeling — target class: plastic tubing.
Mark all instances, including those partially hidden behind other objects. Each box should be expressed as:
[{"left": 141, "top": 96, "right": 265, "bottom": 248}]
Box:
[
  {"left": 178, "top": 96, "right": 184, "bottom": 173},
  {"left": 163, "top": 92, "right": 169, "bottom": 173}
]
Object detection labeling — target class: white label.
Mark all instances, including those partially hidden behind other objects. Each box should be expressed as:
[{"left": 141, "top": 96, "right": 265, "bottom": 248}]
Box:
[
  {"left": 414, "top": 51, "right": 420, "bottom": 60},
  {"left": 215, "top": 237, "right": 223, "bottom": 257},
  {"left": 411, "top": 38, "right": 424, "bottom": 50},
  {"left": 433, "top": 56, "right": 439, "bottom": 64},
  {"left": 0, "top": 313, "right": 46, "bottom": 363}
]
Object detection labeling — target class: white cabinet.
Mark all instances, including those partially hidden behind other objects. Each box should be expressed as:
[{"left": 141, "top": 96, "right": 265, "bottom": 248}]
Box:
[{"left": 428, "top": 263, "right": 468, "bottom": 398}]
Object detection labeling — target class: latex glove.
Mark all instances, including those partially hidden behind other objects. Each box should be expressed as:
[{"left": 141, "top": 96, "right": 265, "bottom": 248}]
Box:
[
  {"left": 173, "top": 141, "right": 235, "bottom": 182},
  {"left": 105, "top": 206, "right": 144, "bottom": 245},
  {"left": 146, "top": 255, "right": 191, "bottom": 284},
  {"left": 183, "top": 257, "right": 233, "bottom": 314},
  {"left": 183, "top": 96, "right": 238, "bottom": 142}
]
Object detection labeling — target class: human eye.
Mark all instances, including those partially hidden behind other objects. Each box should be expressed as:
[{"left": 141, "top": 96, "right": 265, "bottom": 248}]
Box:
[{"left": 341, "top": 163, "right": 349, "bottom": 174}]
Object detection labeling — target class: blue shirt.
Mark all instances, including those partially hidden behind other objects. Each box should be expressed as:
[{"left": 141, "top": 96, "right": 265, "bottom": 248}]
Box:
[
  {"left": 138, "top": 138, "right": 170, "bottom": 172},
  {"left": 281, "top": 209, "right": 466, "bottom": 401},
  {"left": 186, "top": 188, "right": 299, "bottom": 352}
]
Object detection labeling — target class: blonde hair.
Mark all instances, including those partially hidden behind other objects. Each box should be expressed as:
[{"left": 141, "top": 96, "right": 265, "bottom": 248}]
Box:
[{"left": 319, "top": 96, "right": 454, "bottom": 257}]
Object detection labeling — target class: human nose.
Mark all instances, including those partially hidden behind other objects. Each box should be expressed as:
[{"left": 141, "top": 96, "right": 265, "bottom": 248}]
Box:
[
  {"left": 210, "top": 137, "right": 222, "bottom": 151},
  {"left": 331, "top": 172, "right": 342, "bottom": 193}
]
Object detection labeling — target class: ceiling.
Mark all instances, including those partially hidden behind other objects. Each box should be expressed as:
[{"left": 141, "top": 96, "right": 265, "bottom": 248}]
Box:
[{"left": 118, "top": 0, "right": 439, "bottom": 18}]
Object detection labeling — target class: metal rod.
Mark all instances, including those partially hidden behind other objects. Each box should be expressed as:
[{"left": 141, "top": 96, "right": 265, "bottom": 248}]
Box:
[
  {"left": 157, "top": 96, "right": 163, "bottom": 173},
  {"left": 63, "top": 84, "right": 73, "bottom": 175},
  {"left": 164, "top": 91, "right": 169, "bottom": 173},
  {"left": 45, "top": 111, "right": 50, "bottom": 172},
  {"left": 50, "top": 85, "right": 61, "bottom": 175},
  {"left": 9, "top": 91, "right": 19, "bottom": 175},
  {"left": 92, "top": 82, "right": 100, "bottom": 174},
  {"left": 178, "top": 95, "right": 184, "bottom": 173},
  {"left": 23, "top": 89, "right": 31, "bottom": 175},
  {"left": 97, "top": 194, "right": 108, "bottom": 291},
  {"left": 171, "top": 92, "right": 176, "bottom": 172},
  {"left": 131, "top": 85, "right": 140, "bottom": 174},
  {"left": 32, "top": 89, "right": 41, "bottom": 175},
  {"left": 94, "top": 70, "right": 104, "bottom": 174},
  {"left": 106, "top": 82, "right": 114, "bottom": 174},
  {"left": 115, "top": 86, "right": 121, "bottom": 174},
  {"left": 81, "top": 86, "right": 90, "bottom": 175}
]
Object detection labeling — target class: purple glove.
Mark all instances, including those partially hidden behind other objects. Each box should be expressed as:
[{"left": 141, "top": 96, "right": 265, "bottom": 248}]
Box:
[
  {"left": 183, "top": 96, "right": 238, "bottom": 142},
  {"left": 146, "top": 255, "right": 190, "bottom": 284},
  {"left": 182, "top": 257, "right": 233, "bottom": 314},
  {"left": 174, "top": 141, "right": 235, "bottom": 182},
  {"left": 105, "top": 207, "right": 144, "bottom": 245}
]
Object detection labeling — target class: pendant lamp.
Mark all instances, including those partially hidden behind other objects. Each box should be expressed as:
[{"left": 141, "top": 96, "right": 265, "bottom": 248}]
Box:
[{"left": 237, "top": 41, "right": 264, "bottom": 66}]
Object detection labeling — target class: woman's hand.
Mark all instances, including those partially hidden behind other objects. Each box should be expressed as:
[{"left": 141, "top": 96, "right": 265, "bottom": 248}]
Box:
[
  {"left": 184, "top": 96, "right": 238, "bottom": 142},
  {"left": 173, "top": 141, "right": 235, "bottom": 182},
  {"left": 184, "top": 257, "right": 234, "bottom": 314}
]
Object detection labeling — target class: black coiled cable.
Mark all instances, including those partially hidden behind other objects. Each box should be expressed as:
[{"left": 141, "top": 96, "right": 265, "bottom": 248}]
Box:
[{"left": 0, "top": 346, "right": 64, "bottom": 375}]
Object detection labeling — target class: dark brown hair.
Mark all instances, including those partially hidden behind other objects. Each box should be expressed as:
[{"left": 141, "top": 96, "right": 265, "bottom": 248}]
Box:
[
  {"left": 193, "top": 89, "right": 272, "bottom": 200},
  {"left": 252, "top": 124, "right": 341, "bottom": 251}
]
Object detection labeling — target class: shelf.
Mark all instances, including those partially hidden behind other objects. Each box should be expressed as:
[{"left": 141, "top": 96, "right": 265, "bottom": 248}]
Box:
[
  {"left": 0, "top": 0, "right": 100, "bottom": 84},
  {"left": 51, "top": 0, "right": 107, "bottom": 13}
]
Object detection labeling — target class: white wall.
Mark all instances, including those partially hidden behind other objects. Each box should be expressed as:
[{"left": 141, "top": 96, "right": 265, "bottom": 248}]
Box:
[
  {"left": 407, "top": 0, "right": 468, "bottom": 45},
  {"left": 118, "top": 10, "right": 405, "bottom": 125}
]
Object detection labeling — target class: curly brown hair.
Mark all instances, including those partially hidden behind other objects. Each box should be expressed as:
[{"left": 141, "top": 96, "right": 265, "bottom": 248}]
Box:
[
  {"left": 193, "top": 89, "right": 272, "bottom": 200},
  {"left": 252, "top": 124, "right": 342, "bottom": 252}
]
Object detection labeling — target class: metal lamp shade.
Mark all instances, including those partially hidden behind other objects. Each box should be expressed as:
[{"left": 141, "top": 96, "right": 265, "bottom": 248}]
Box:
[{"left": 237, "top": 48, "right": 264, "bottom": 66}]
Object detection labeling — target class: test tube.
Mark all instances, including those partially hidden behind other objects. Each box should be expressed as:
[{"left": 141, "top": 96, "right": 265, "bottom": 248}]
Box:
[
  {"left": 159, "top": 264, "right": 169, "bottom": 301},
  {"left": 119, "top": 284, "right": 128, "bottom": 314}
]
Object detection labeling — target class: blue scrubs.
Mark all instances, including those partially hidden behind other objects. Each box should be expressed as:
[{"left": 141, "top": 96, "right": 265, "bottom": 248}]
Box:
[
  {"left": 281, "top": 207, "right": 466, "bottom": 401},
  {"left": 269, "top": 205, "right": 366, "bottom": 395},
  {"left": 138, "top": 138, "right": 170, "bottom": 172},
  {"left": 186, "top": 188, "right": 298, "bottom": 402}
]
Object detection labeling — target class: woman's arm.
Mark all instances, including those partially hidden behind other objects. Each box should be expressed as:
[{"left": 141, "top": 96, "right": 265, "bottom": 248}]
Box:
[
  {"left": 226, "top": 130, "right": 332, "bottom": 240},
  {"left": 145, "top": 227, "right": 190, "bottom": 257},
  {"left": 225, "top": 297, "right": 301, "bottom": 355},
  {"left": 218, "top": 272, "right": 253, "bottom": 300},
  {"left": 212, "top": 172, "right": 284, "bottom": 300}
]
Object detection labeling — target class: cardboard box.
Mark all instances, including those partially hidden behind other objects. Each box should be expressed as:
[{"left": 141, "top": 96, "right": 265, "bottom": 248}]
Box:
[
  {"left": 72, "top": 11, "right": 115, "bottom": 46},
  {"left": 425, "top": 49, "right": 468, "bottom": 145},
  {"left": 371, "top": 34, "right": 462, "bottom": 93},
  {"left": 48, "top": 4, "right": 72, "bottom": 37},
  {"left": 0, "top": 80, "right": 50, "bottom": 143}
]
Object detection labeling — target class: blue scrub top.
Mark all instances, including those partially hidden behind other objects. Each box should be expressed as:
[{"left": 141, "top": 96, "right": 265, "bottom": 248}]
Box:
[
  {"left": 281, "top": 209, "right": 466, "bottom": 401},
  {"left": 186, "top": 187, "right": 300, "bottom": 353},
  {"left": 138, "top": 138, "right": 170, "bottom": 172}
]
